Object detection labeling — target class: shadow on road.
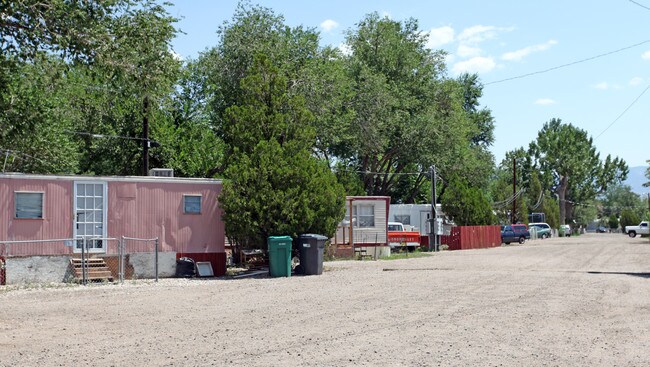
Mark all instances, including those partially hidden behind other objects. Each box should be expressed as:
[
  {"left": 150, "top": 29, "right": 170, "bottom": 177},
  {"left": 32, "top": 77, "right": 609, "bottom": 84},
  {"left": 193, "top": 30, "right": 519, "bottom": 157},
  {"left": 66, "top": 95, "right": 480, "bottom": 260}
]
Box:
[{"left": 587, "top": 271, "right": 650, "bottom": 279}]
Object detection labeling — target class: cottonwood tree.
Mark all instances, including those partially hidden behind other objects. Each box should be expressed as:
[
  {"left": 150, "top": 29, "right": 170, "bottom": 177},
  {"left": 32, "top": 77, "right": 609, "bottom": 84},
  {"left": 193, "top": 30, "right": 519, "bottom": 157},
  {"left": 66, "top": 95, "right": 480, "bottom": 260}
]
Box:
[
  {"left": 76, "top": 1, "right": 180, "bottom": 175},
  {"left": 201, "top": 4, "right": 320, "bottom": 156},
  {"left": 341, "top": 13, "right": 487, "bottom": 200},
  {"left": 152, "top": 60, "right": 223, "bottom": 177},
  {"left": 619, "top": 209, "right": 640, "bottom": 230},
  {"left": 0, "top": 58, "right": 80, "bottom": 173},
  {"left": 600, "top": 184, "right": 646, "bottom": 219},
  {"left": 1, "top": 1, "right": 184, "bottom": 176},
  {"left": 529, "top": 118, "right": 628, "bottom": 225},
  {"left": 1, "top": 0, "right": 128, "bottom": 62}
]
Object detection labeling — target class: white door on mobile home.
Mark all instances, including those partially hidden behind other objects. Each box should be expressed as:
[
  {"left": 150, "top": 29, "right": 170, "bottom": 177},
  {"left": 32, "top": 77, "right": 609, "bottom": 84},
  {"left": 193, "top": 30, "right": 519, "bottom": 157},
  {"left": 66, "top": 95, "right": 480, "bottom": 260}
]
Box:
[{"left": 73, "top": 181, "right": 108, "bottom": 253}]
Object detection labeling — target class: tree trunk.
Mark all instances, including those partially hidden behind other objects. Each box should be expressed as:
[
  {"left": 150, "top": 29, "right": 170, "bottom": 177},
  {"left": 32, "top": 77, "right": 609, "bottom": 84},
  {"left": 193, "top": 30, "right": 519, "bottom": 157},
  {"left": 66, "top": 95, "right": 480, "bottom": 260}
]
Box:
[{"left": 558, "top": 175, "right": 569, "bottom": 225}]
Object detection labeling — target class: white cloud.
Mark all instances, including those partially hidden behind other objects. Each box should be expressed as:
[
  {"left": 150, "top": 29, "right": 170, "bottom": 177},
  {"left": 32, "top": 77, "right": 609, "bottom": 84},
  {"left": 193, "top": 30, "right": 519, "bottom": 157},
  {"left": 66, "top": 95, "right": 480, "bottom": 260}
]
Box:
[
  {"left": 338, "top": 43, "right": 352, "bottom": 56},
  {"left": 501, "top": 40, "right": 558, "bottom": 62},
  {"left": 642, "top": 50, "right": 650, "bottom": 60},
  {"left": 629, "top": 77, "right": 644, "bottom": 86},
  {"left": 320, "top": 19, "right": 339, "bottom": 32},
  {"left": 535, "top": 98, "right": 556, "bottom": 105},
  {"left": 594, "top": 82, "right": 609, "bottom": 90},
  {"left": 426, "top": 26, "right": 455, "bottom": 49},
  {"left": 452, "top": 56, "right": 496, "bottom": 74},
  {"left": 457, "top": 44, "right": 482, "bottom": 58},
  {"left": 457, "top": 25, "right": 513, "bottom": 45},
  {"left": 170, "top": 50, "right": 183, "bottom": 61},
  {"left": 444, "top": 53, "right": 456, "bottom": 65}
]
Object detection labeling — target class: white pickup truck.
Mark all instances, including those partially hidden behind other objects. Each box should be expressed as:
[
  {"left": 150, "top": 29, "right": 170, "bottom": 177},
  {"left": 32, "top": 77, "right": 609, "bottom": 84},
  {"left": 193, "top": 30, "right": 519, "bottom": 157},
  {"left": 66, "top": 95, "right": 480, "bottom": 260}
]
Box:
[{"left": 625, "top": 221, "right": 649, "bottom": 238}]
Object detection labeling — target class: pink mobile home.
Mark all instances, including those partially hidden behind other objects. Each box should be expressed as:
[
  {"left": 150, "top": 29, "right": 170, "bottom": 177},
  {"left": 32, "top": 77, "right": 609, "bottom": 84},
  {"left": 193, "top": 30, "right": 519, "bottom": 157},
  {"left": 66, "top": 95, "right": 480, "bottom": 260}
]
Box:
[{"left": 0, "top": 173, "right": 225, "bottom": 282}]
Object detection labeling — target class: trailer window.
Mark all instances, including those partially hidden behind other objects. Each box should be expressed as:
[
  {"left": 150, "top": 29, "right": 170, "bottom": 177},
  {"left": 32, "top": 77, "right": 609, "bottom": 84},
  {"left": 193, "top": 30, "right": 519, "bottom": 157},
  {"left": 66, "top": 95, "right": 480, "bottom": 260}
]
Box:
[
  {"left": 15, "top": 192, "right": 44, "bottom": 219},
  {"left": 184, "top": 195, "right": 202, "bottom": 214},
  {"left": 394, "top": 215, "right": 410, "bottom": 225}
]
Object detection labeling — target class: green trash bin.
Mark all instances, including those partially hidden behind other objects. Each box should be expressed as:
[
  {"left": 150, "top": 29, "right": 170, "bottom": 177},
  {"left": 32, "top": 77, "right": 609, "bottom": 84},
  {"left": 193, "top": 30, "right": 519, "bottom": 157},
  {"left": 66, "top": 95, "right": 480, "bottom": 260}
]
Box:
[{"left": 267, "top": 236, "right": 292, "bottom": 277}]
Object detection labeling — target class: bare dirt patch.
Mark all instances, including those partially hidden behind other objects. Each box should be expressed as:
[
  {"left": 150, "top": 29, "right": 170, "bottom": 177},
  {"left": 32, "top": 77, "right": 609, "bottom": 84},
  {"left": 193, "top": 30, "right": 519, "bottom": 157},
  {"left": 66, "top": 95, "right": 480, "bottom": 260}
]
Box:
[{"left": 1, "top": 233, "right": 649, "bottom": 366}]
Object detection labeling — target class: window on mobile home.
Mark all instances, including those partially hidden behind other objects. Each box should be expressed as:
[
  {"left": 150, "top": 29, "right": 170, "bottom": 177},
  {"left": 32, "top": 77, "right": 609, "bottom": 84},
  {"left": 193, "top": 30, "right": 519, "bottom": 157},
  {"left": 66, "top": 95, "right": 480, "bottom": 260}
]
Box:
[
  {"left": 184, "top": 195, "right": 202, "bottom": 214},
  {"left": 15, "top": 192, "right": 44, "bottom": 219},
  {"left": 394, "top": 215, "right": 410, "bottom": 225},
  {"left": 346, "top": 204, "right": 375, "bottom": 228}
]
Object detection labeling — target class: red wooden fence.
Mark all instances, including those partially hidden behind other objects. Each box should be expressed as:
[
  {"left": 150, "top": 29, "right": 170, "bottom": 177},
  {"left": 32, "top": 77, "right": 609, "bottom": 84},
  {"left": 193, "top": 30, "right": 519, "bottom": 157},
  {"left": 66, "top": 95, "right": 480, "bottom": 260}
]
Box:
[{"left": 440, "top": 226, "right": 501, "bottom": 251}]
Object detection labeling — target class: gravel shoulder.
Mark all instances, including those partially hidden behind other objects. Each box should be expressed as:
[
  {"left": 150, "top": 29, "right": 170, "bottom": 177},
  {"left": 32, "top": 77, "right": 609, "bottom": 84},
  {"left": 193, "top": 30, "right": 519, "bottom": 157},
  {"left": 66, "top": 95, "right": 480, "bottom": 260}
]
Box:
[{"left": 1, "top": 233, "right": 649, "bottom": 366}]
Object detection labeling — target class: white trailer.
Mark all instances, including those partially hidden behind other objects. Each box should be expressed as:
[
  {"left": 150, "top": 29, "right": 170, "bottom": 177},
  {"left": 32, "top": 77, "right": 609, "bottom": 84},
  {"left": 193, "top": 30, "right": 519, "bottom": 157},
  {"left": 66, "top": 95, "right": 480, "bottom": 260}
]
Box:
[{"left": 388, "top": 204, "right": 445, "bottom": 235}]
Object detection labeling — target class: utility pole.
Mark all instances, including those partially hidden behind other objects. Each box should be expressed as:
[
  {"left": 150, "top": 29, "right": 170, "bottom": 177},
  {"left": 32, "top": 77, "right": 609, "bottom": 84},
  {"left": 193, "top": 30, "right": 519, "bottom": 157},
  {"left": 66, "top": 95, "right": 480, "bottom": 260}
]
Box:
[
  {"left": 429, "top": 165, "right": 439, "bottom": 252},
  {"left": 142, "top": 95, "right": 150, "bottom": 176},
  {"left": 429, "top": 166, "right": 435, "bottom": 252},
  {"left": 433, "top": 165, "right": 438, "bottom": 252},
  {"left": 512, "top": 157, "right": 517, "bottom": 224}
]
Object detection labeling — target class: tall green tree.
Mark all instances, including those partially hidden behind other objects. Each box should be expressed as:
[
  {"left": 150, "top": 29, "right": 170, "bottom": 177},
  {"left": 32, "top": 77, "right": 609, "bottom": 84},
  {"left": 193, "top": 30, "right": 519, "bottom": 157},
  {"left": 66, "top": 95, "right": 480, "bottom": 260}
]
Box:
[
  {"left": 202, "top": 3, "right": 320, "bottom": 157},
  {"left": 600, "top": 184, "right": 646, "bottom": 219},
  {"left": 441, "top": 175, "right": 495, "bottom": 226},
  {"left": 78, "top": 1, "right": 180, "bottom": 175},
  {"left": 0, "top": 58, "right": 79, "bottom": 173},
  {"left": 1, "top": 1, "right": 182, "bottom": 176},
  {"left": 152, "top": 60, "right": 223, "bottom": 177},
  {"left": 572, "top": 200, "right": 598, "bottom": 229},
  {"left": 342, "top": 13, "right": 487, "bottom": 201},
  {"left": 619, "top": 209, "right": 640, "bottom": 230},
  {"left": 219, "top": 56, "right": 345, "bottom": 249},
  {"left": 1, "top": 0, "right": 128, "bottom": 62},
  {"left": 644, "top": 159, "right": 650, "bottom": 187},
  {"left": 529, "top": 118, "right": 628, "bottom": 225},
  {"left": 608, "top": 214, "right": 619, "bottom": 230}
]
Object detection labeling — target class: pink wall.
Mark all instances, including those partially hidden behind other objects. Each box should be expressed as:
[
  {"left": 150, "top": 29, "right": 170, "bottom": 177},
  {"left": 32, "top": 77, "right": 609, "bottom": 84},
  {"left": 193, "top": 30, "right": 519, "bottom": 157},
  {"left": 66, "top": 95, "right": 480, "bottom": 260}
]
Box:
[
  {"left": 0, "top": 178, "right": 73, "bottom": 241},
  {"left": 0, "top": 175, "right": 224, "bottom": 255},
  {"left": 107, "top": 180, "right": 224, "bottom": 254}
]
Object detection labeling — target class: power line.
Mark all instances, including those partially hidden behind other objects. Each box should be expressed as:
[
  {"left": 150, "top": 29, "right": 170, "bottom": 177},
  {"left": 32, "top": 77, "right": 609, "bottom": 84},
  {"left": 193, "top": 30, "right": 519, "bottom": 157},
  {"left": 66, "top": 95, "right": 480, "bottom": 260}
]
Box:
[
  {"left": 485, "top": 40, "right": 650, "bottom": 85},
  {"left": 492, "top": 188, "right": 526, "bottom": 207},
  {"left": 628, "top": 0, "right": 650, "bottom": 11},
  {"left": 1, "top": 148, "right": 50, "bottom": 171},
  {"left": 594, "top": 84, "right": 650, "bottom": 140},
  {"left": 530, "top": 190, "right": 544, "bottom": 210},
  {"left": 65, "top": 130, "right": 149, "bottom": 142}
]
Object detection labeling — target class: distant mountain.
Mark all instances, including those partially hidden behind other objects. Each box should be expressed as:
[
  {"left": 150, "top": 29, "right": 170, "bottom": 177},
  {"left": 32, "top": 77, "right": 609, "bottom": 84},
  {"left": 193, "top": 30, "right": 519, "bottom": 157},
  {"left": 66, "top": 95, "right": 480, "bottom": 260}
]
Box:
[{"left": 623, "top": 166, "right": 649, "bottom": 195}]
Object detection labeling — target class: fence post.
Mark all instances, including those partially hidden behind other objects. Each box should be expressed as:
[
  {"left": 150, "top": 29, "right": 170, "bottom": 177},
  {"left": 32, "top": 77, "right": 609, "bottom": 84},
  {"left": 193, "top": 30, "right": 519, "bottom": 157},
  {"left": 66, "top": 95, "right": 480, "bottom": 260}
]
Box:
[
  {"left": 154, "top": 238, "right": 159, "bottom": 282},
  {"left": 118, "top": 237, "right": 124, "bottom": 284},
  {"left": 81, "top": 237, "right": 86, "bottom": 285}
]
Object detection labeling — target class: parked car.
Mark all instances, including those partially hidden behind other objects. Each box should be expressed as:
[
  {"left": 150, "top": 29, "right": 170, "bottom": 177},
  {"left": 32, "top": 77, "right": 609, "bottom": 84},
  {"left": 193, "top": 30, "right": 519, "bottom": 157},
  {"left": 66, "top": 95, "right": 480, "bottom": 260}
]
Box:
[
  {"left": 625, "top": 221, "right": 649, "bottom": 238},
  {"left": 559, "top": 224, "right": 571, "bottom": 237},
  {"left": 596, "top": 226, "right": 608, "bottom": 233},
  {"left": 529, "top": 222, "right": 552, "bottom": 239},
  {"left": 501, "top": 224, "right": 531, "bottom": 244}
]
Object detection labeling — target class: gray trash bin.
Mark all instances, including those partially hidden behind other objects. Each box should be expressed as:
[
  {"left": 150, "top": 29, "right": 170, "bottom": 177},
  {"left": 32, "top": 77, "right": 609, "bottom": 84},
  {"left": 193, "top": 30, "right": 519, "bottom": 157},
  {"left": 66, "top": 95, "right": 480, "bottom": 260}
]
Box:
[{"left": 297, "top": 234, "right": 327, "bottom": 275}]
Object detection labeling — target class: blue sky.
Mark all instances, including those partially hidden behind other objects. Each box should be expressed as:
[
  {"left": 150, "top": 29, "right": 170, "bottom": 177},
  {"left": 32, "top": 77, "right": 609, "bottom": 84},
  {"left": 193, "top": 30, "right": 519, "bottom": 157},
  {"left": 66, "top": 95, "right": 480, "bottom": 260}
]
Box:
[{"left": 166, "top": 0, "right": 650, "bottom": 168}]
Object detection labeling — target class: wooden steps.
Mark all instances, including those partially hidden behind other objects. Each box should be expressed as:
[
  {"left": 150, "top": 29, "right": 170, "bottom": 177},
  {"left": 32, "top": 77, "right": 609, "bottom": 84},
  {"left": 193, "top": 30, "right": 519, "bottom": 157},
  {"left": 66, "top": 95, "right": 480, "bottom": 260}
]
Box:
[{"left": 70, "top": 258, "right": 114, "bottom": 282}]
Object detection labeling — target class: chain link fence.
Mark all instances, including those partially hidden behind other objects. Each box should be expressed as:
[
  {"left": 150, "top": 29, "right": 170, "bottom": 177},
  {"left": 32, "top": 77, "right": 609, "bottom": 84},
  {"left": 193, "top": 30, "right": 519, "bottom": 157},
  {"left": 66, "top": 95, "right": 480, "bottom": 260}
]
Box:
[
  {"left": 121, "top": 236, "right": 160, "bottom": 282},
  {"left": 0, "top": 236, "right": 160, "bottom": 286}
]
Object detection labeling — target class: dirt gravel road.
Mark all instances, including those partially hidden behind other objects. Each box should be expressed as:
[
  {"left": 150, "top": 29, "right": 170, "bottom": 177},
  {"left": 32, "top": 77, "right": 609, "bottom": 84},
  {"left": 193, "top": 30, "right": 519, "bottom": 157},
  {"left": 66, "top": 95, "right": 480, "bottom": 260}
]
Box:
[{"left": 1, "top": 233, "right": 649, "bottom": 366}]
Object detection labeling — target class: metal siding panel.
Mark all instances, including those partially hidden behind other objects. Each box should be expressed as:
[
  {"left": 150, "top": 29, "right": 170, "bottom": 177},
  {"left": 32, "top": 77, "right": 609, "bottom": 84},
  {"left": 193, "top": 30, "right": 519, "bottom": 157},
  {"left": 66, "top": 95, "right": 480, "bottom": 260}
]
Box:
[
  {"left": 0, "top": 178, "right": 72, "bottom": 241},
  {"left": 107, "top": 181, "right": 224, "bottom": 254},
  {"left": 2, "top": 176, "right": 225, "bottom": 258}
]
